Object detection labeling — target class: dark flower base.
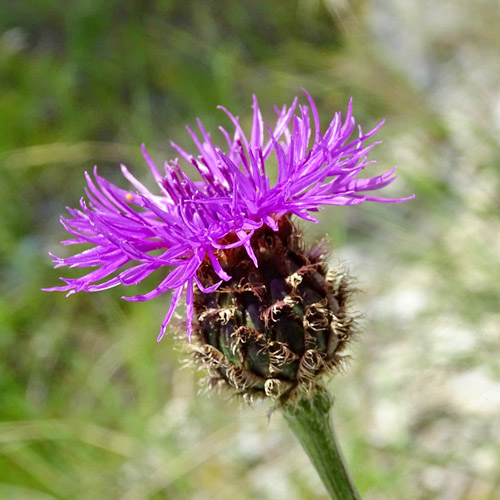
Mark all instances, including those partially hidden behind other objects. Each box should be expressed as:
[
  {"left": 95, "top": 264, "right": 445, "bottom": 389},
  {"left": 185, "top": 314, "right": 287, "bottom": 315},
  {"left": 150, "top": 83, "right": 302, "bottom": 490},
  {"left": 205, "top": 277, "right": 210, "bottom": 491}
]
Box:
[{"left": 191, "top": 216, "right": 356, "bottom": 404}]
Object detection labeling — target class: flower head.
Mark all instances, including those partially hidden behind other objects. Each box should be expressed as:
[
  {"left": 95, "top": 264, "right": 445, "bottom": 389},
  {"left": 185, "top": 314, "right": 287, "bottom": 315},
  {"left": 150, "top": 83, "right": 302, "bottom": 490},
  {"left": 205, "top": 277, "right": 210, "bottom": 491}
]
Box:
[{"left": 45, "top": 91, "right": 413, "bottom": 342}]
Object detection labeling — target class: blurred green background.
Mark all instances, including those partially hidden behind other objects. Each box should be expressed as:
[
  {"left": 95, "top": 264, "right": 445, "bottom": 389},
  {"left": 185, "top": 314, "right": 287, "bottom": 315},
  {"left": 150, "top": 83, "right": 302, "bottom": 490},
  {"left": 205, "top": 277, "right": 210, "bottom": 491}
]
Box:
[{"left": 1, "top": 1, "right": 499, "bottom": 498}]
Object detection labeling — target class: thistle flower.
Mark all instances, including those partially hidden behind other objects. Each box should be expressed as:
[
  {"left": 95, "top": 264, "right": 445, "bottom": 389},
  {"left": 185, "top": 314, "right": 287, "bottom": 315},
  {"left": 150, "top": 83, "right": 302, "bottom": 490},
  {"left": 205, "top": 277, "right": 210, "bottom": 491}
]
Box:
[
  {"left": 45, "top": 92, "right": 414, "bottom": 499},
  {"left": 46, "top": 91, "right": 412, "bottom": 369}
]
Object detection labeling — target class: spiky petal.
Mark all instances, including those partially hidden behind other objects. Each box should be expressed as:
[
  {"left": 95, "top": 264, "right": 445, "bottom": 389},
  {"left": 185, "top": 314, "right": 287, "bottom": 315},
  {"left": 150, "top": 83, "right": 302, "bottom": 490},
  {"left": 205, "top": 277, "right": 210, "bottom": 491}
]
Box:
[{"left": 45, "top": 91, "right": 413, "bottom": 340}]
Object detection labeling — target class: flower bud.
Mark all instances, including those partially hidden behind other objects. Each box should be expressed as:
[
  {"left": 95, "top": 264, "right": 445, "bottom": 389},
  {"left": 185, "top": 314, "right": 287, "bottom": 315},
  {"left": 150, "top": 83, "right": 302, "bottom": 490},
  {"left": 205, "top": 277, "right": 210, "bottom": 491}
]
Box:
[{"left": 190, "top": 216, "right": 356, "bottom": 404}]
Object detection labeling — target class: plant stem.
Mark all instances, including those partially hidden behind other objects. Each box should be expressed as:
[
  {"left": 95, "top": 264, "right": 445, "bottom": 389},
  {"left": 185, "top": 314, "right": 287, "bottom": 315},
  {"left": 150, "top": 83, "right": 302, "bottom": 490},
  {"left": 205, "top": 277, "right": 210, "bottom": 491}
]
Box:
[{"left": 282, "top": 390, "right": 361, "bottom": 500}]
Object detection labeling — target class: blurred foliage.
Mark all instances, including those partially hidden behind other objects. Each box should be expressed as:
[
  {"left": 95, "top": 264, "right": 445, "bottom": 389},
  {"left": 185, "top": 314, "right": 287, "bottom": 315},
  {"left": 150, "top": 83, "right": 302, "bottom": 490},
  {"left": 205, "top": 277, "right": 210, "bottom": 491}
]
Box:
[{"left": 1, "top": 0, "right": 500, "bottom": 499}]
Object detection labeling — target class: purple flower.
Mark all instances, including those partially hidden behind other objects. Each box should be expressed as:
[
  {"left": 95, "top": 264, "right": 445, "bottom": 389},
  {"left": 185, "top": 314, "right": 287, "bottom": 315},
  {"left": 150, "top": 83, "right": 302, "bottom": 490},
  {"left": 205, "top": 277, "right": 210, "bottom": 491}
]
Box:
[{"left": 45, "top": 91, "right": 413, "bottom": 341}]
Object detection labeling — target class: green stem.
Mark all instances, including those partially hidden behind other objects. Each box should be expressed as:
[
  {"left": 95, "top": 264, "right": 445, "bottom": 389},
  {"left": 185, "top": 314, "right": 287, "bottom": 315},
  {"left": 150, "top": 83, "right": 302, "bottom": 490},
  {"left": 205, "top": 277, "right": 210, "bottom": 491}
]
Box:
[{"left": 282, "top": 390, "right": 361, "bottom": 500}]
